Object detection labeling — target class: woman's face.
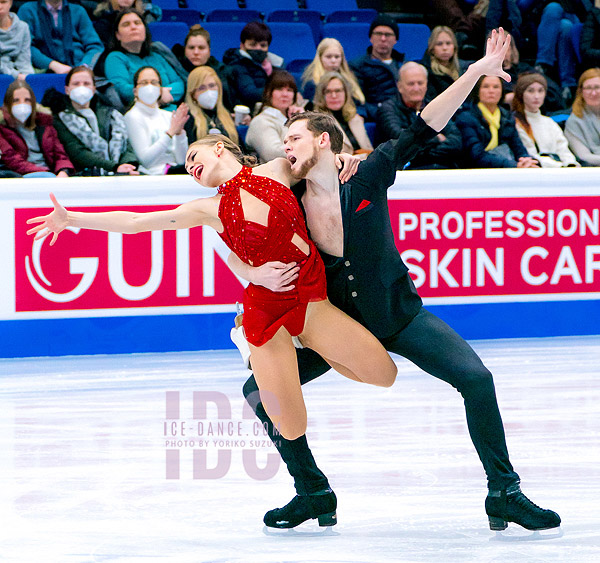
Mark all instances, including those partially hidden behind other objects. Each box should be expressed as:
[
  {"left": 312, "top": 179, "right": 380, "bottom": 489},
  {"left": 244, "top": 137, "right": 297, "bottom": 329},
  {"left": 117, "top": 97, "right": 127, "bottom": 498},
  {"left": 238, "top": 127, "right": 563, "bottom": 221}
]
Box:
[
  {"left": 116, "top": 12, "right": 146, "bottom": 45},
  {"left": 65, "top": 71, "right": 96, "bottom": 95},
  {"left": 134, "top": 67, "right": 161, "bottom": 103},
  {"left": 12, "top": 87, "right": 32, "bottom": 109},
  {"left": 324, "top": 78, "right": 346, "bottom": 112},
  {"left": 0, "top": 0, "right": 12, "bottom": 20},
  {"left": 115, "top": 0, "right": 135, "bottom": 9},
  {"left": 270, "top": 86, "right": 295, "bottom": 113},
  {"left": 478, "top": 76, "right": 502, "bottom": 106},
  {"left": 185, "top": 35, "right": 210, "bottom": 67},
  {"left": 432, "top": 31, "right": 455, "bottom": 63},
  {"left": 185, "top": 143, "right": 225, "bottom": 187},
  {"left": 581, "top": 76, "right": 600, "bottom": 109},
  {"left": 522, "top": 82, "right": 546, "bottom": 113},
  {"left": 321, "top": 46, "right": 343, "bottom": 72}
]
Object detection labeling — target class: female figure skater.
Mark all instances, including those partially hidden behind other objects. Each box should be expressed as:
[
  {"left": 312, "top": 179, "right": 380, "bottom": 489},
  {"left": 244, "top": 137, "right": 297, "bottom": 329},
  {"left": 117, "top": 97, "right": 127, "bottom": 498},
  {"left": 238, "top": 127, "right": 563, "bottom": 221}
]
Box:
[{"left": 27, "top": 138, "right": 397, "bottom": 450}]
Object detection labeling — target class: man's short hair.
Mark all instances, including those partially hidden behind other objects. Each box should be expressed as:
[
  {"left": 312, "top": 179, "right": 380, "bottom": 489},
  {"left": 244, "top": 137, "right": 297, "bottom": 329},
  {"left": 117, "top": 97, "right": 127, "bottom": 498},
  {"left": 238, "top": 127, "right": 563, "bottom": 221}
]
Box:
[
  {"left": 399, "top": 61, "right": 428, "bottom": 83},
  {"left": 240, "top": 21, "right": 272, "bottom": 45},
  {"left": 286, "top": 111, "right": 344, "bottom": 154}
]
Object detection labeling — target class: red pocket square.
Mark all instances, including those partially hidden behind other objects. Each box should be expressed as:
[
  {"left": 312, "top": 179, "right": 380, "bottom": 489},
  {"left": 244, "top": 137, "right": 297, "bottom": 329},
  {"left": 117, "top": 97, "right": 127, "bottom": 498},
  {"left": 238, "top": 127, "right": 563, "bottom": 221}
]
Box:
[{"left": 356, "top": 199, "right": 371, "bottom": 212}]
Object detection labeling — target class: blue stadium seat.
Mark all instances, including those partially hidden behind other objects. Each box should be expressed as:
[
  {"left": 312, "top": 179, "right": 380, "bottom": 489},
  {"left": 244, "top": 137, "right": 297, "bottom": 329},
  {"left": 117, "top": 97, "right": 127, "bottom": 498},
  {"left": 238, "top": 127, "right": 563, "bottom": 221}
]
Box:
[
  {"left": 322, "top": 22, "right": 370, "bottom": 62},
  {"left": 187, "top": 0, "right": 241, "bottom": 11},
  {"left": 148, "top": 22, "right": 190, "bottom": 49},
  {"left": 0, "top": 74, "right": 13, "bottom": 100},
  {"left": 267, "top": 10, "right": 322, "bottom": 45},
  {"left": 26, "top": 73, "right": 66, "bottom": 103},
  {"left": 237, "top": 124, "right": 248, "bottom": 144},
  {"left": 201, "top": 22, "right": 247, "bottom": 60},
  {"left": 206, "top": 9, "right": 262, "bottom": 22},
  {"left": 268, "top": 22, "right": 316, "bottom": 65},
  {"left": 305, "top": 0, "right": 357, "bottom": 14},
  {"left": 326, "top": 9, "right": 377, "bottom": 23},
  {"left": 151, "top": 0, "right": 181, "bottom": 10},
  {"left": 160, "top": 8, "right": 203, "bottom": 26},
  {"left": 364, "top": 121, "right": 375, "bottom": 146},
  {"left": 397, "top": 23, "right": 431, "bottom": 62},
  {"left": 285, "top": 58, "right": 312, "bottom": 73},
  {"left": 245, "top": 0, "right": 299, "bottom": 16}
]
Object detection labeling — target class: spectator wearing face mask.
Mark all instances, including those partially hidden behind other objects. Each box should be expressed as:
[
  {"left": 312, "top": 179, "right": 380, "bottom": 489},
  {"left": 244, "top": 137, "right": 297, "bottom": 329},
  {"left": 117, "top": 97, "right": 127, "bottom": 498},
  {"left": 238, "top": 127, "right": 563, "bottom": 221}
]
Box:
[
  {"left": 184, "top": 65, "right": 239, "bottom": 144},
  {"left": 45, "top": 65, "right": 139, "bottom": 175},
  {"left": 123, "top": 65, "right": 189, "bottom": 174},
  {"left": 0, "top": 79, "right": 74, "bottom": 177},
  {"left": 222, "top": 21, "right": 284, "bottom": 111}
]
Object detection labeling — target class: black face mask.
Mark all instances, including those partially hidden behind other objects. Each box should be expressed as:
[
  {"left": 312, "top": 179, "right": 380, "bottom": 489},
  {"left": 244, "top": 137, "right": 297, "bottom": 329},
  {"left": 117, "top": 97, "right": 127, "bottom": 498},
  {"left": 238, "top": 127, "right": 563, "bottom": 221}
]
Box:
[{"left": 247, "top": 49, "right": 268, "bottom": 64}]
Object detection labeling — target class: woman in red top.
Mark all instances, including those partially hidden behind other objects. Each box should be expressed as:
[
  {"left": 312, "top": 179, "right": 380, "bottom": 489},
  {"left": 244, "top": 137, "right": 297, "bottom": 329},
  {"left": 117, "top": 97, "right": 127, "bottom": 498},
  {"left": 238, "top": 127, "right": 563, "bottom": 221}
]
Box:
[{"left": 27, "top": 134, "right": 397, "bottom": 445}]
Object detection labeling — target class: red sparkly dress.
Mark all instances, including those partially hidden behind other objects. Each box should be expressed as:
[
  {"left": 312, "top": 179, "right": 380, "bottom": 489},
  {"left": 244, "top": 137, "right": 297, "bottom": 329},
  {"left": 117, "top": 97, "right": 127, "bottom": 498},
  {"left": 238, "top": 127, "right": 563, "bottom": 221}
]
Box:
[{"left": 217, "top": 166, "right": 327, "bottom": 346}]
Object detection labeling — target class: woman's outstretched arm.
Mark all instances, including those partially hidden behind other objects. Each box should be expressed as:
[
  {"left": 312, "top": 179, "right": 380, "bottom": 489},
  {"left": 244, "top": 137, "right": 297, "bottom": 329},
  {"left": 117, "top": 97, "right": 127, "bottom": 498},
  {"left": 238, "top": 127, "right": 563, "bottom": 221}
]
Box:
[{"left": 26, "top": 192, "right": 218, "bottom": 246}]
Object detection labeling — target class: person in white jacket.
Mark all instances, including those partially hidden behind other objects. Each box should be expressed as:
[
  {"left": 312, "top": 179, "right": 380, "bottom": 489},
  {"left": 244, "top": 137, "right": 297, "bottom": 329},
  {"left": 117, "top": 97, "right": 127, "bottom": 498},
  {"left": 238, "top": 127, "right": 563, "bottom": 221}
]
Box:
[
  {"left": 124, "top": 66, "right": 189, "bottom": 175},
  {"left": 245, "top": 70, "right": 304, "bottom": 163},
  {"left": 512, "top": 72, "right": 579, "bottom": 168}
]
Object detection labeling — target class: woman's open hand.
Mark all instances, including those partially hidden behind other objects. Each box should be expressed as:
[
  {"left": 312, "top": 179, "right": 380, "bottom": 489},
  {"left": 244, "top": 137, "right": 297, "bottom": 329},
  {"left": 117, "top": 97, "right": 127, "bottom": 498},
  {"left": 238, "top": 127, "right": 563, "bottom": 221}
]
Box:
[{"left": 26, "top": 192, "right": 68, "bottom": 246}]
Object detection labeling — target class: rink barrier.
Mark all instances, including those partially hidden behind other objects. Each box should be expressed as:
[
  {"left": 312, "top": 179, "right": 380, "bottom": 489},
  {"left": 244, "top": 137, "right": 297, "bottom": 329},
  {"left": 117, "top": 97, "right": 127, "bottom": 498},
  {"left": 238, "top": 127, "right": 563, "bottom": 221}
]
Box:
[{"left": 1, "top": 168, "right": 599, "bottom": 358}]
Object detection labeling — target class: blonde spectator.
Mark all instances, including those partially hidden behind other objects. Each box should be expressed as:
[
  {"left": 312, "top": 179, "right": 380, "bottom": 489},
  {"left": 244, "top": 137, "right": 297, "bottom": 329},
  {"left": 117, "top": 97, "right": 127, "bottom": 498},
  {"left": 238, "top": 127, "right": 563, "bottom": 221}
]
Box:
[
  {"left": 313, "top": 72, "right": 372, "bottom": 156},
  {"left": 185, "top": 66, "right": 238, "bottom": 144},
  {"left": 301, "top": 38, "right": 365, "bottom": 106},
  {"left": 422, "top": 26, "right": 468, "bottom": 98},
  {"left": 564, "top": 68, "right": 600, "bottom": 166}
]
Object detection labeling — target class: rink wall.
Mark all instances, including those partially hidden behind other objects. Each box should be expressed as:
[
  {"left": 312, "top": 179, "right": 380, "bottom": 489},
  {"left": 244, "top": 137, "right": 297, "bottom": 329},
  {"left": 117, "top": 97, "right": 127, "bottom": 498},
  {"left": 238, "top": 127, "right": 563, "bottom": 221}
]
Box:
[{"left": 1, "top": 168, "right": 599, "bottom": 358}]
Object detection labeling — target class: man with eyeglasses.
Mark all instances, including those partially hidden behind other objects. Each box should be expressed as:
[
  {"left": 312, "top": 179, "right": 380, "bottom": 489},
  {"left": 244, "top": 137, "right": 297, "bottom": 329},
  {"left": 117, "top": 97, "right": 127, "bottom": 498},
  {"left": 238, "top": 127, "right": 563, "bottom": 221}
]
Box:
[{"left": 350, "top": 14, "right": 405, "bottom": 120}]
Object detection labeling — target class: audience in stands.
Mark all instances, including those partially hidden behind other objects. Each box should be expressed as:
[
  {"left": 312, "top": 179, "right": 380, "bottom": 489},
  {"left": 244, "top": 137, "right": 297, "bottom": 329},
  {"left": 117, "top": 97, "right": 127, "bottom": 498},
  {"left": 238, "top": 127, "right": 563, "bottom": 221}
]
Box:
[
  {"left": 301, "top": 37, "right": 365, "bottom": 108},
  {"left": 223, "top": 21, "right": 284, "bottom": 111},
  {"left": 512, "top": 72, "right": 579, "bottom": 167},
  {"left": 172, "top": 25, "right": 233, "bottom": 111},
  {"left": 580, "top": 3, "right": 600, "bottom": 69},
  {"left": 245, "top": 70, "right": 303, "bottom": 162},
  {"left": 534, "top": 0, "right": 586, "bottom": 105},
  {"left": 47, "top": 65, "right": 139, "bottom": 175},
  {"left": 93, "top": 0, "right": 161, "bottom": 46},
  {"left": 456, "top": 75, "right": 539, "bottom": 167},
  {"left": 0, "top": 148, "right": 22, "bottom": 177},
  {"left": 18, "top": 0, "right": 104, "bottom": 73},
  {"left": 103, "top": 9, "right": 187, "bottom": 108},
  {"left": 431, "top": 0, "right": 488, "bottom": 58},
  {"left": 422, "top": 25, "right": 469, "bottom": 98},
  {"left": 184, "top": 66, "right": 238, "bottom": 145},
  {"left": 565, "top": 67, "right": 600, "bottom": 165},
  {"left": 350, "top": 14, "right": 404, "bottom": 121},
  {"left": 0, "top": 0, "right": 34, "bottom": 79},
  {"left": 0, "top": 79, "right": 74, "bottom": 177},
  {"left": 312, "top": 71, "right": 372, "bottom": 156},
  {"left": 377, "top": 61, "right": 462, "bottom": 168},
  {"left": 123, "top": 65, "right": 188, "bottom": 174}
]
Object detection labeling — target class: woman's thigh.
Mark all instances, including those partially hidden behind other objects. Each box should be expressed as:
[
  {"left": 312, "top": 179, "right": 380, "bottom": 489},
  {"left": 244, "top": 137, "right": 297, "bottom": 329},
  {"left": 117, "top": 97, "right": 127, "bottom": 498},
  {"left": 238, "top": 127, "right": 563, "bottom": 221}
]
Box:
[{"left": 299, "top": 300, "right": 397, "bottom": 387}]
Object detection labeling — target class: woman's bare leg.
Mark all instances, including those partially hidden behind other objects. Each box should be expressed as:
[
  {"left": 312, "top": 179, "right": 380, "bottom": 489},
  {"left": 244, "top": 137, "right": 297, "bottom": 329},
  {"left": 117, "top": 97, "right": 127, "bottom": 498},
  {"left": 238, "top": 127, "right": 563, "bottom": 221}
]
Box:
[
  {"left": 300, "top": 300, "right": 397, "bottom": 387},
  {"left": 249, "top": 326, "right": 307, "bottom": 441}
]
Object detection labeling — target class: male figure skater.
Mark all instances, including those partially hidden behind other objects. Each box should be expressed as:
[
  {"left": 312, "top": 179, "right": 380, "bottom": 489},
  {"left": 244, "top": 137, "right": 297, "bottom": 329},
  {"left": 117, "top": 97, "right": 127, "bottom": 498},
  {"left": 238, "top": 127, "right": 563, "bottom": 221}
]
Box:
[{"left": 230, "top": 29, "right": 560, "bottom": 532}]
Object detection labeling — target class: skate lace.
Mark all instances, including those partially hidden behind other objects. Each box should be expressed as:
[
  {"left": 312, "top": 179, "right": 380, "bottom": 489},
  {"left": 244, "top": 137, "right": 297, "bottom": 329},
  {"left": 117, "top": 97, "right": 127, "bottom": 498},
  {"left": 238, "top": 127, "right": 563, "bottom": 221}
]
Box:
[{"left": 512, "top": 492, "right": 543, "bottom": 511}]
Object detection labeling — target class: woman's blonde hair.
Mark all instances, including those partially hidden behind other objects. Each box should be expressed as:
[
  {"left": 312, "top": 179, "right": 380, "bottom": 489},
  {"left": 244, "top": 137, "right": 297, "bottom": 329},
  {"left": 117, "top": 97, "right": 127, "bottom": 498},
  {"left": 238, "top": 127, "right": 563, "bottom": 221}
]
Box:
[
  {"left": 185, "top": 66, "right": 238, "bottom": 143},
  {"left": 189, "top": 134, "right": 257, "bottom": 167},
  {"left": 302, "top": 37, "right": 365, "bottom": 104},
  {"left": 313, "top": 72, "right": 357, "bottom": 123},
  {"left": 94, "top": 0, "right": 144, "bottom": 17},
  {"left": 427, "top": 26, "right": 461, "bottom": 82},
  {"left": 572, "top": 67, "right": 600, "bottom": 118}
]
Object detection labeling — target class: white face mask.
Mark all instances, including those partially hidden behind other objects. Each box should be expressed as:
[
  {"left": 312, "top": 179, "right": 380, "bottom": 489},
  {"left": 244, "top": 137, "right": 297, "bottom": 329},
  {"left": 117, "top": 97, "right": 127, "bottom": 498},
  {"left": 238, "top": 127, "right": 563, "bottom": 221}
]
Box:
[
  {"left": 69, "top": 86, "right": 94, "bottom": 106},
  {"left": 137, "top": 84, "right": 161, "bottom": 106},
  {"left": 12, "top": 103, "right": 32, "bottom": 123},
  {"left": 195, "top": 89, "right": 218, "bottom": 110}
]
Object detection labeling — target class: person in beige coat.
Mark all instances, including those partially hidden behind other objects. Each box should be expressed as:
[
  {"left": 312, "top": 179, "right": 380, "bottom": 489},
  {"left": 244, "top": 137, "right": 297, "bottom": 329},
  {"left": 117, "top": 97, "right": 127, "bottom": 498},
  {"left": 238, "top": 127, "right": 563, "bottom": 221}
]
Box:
[{"left": 312, "top": 71, "right": 373, "bottom": 157}]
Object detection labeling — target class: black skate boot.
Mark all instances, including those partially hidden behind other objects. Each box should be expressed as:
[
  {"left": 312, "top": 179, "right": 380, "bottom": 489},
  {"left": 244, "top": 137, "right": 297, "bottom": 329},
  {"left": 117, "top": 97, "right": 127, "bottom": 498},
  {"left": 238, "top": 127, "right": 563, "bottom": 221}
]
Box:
[
  {"left": 485, "top": 485, "right": 561, "bottom": 531},
  {"left": 263, "top": 489, "right": 337, "bottom": 529}
]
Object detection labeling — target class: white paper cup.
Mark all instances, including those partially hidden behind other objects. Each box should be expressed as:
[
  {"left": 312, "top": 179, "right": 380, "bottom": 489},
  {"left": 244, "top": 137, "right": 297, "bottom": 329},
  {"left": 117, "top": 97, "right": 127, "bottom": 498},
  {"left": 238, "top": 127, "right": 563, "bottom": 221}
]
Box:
[{"left": 234, "top": 105, "right": 250, "bottom": 126}]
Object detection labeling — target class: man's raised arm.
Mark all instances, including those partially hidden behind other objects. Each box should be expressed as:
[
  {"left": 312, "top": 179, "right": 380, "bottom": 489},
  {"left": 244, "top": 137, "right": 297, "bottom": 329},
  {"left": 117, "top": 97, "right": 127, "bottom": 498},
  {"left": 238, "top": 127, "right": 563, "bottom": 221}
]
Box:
[{"left": 420, "top": 28, "right": 511, "bottom": 132}]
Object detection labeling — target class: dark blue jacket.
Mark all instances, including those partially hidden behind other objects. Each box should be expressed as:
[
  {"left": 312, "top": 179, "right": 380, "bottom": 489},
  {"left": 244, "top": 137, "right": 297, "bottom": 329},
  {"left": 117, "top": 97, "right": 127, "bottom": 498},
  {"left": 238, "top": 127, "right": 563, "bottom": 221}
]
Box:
[
  {"left": 455, "top": 105, "right": 529, "bottom": 168},
  {"left": 350, "top": 46, "right": 404, "bottom": 121}
]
